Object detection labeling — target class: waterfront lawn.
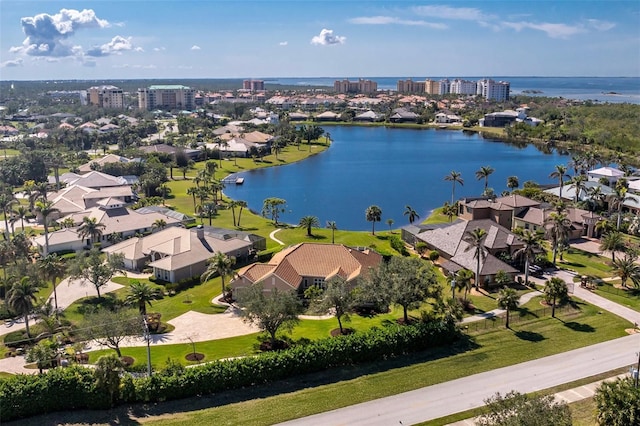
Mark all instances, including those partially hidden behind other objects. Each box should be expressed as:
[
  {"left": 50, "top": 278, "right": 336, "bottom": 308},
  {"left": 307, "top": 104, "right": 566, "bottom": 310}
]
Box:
[
  {"left": 274, "top": 226, "right": 397, "bottom": 256},
  {"left": 422, "top": 207, "right": 456, "bottom": 225},
  {"left": 554, "top": 247, "right": 611, "bottom": 278},
  {"left": 40, "top": 300, "right": 628, "bottom": 426}
]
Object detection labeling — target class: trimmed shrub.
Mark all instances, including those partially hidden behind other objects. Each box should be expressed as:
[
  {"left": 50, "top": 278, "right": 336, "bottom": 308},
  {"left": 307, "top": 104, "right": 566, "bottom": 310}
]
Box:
[
  {"left": 390, "top": 235, "right": 409, "bottom": 256},
  {"left": 428, "top": 251, "right": 440, "bottom": 261}
]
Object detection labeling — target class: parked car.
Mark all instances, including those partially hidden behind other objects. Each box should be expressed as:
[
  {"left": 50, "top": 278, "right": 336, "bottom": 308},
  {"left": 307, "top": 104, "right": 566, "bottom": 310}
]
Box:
[{"left": 528, "top": 265, "right": 544, "bottom": 277}]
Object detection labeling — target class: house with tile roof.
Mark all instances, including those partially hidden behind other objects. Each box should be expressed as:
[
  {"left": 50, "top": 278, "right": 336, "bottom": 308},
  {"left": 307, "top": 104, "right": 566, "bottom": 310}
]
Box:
[
  {"left": 103, "top": 225, "right": 265, "bottom": 282},
  {"left": 78, "top": 154, "right": 139, "bottom": 174},
  {"left": 403, "top": 219, "right": 521, "bottom": 287},
  {"left": 513, "top": 206, "right": 603, "bottom": 239},
  {"left": 231, "top": 243, "right": 383, "bottom": 295},
  {"left": 39, "top": 184, "right": 135, "bottom": 222},
  {"left": 51, "top": 171, "right": 133, "bottom": 189}
]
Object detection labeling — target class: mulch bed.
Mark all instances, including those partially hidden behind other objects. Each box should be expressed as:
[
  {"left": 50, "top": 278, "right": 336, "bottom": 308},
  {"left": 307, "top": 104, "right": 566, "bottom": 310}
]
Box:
[
  {"left": 330, "top": 328, "right": 354, "bottom": 337},
  {"left": 259, "top": 340, "right": 289, "bottom": 351},
  {"left": 185, "top": 352, "right": 205, "bottom": 362}
]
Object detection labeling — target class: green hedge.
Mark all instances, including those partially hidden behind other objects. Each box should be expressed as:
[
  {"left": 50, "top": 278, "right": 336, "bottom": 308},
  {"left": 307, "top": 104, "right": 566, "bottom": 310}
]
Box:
[{"left": 0, "top": 319, "right": 459, "bottom": 421}]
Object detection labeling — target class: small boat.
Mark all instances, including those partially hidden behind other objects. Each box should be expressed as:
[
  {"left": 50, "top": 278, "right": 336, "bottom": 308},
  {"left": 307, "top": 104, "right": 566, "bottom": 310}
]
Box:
[{"left": 235, "top": 177, "right": 244, "bottom": 185}]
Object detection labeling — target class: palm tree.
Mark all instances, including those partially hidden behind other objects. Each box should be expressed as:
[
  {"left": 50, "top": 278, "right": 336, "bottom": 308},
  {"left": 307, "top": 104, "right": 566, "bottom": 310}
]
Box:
[
  {"left": 442, "top": 201, "right": 458, "bottom": 223},
  {"left": 586, "top": 185, "right": 605, "bottom": 211},
  {"left": 386, "top": 218, "right": 394, "bottom": 233},
  {"left": 298, "top": 215, "right": 319, "bottom": 237},
  {"left": 549, "top": 165, "right": 570, "bottom": 199},
  {"left": 228, "top": 200, "right": 238, "bottom": 227},
  {"left": 463, "top": 227, "right": 487, "bottom": 290},
  {"left": 568, "top": 174, "right": 588, "bottom": 203},
  {"left": 444, "top": 171, "right": 464, "bottom": 204},
  {"left": 365, "top": 205, "right": 382, "bottom": 235},
  {"left": 514, "top": 230, "right": 545, "bottom": 287},
  {"left": 475, "top": 166, "right": 495, "bottom": 191},
  {"left": 7, "top": 276, "right": 38, "bottom": 337},
  {"left": 611, "top": 253, "right": 640, "bottom": 289},
  {"left": 506, "top": 176, "right": 519, "bottom": 191},
  {"left": 125, "top": 281, "right": 163, "bottom": 316},
  {"left": 39, "top": 253, "right": 65, "bottom": 322},
  {"left": 599, "top": 231, "right": 626, "bottom": 262},
  {"left": 187, "top": 187, "right": 198, "bottom": 213},
  {"left": 545, "top": 211, "right": 571, "bottom": 266},
  {"left": 236, "top": 200, "right": 248, "bottom": 227},
  {"left": 34, "top": 200, "right": 60, "bottom": 256},
  {"left": 152, "top": 219, "right": 167, "bottom": 231},
  {"left": 326, "top": 221, "right": 337, "bottom": 244},
  {"left": 201, "top": 251, "right": 236, "bottom": 300},
  {"left": 11, "top": 205, "right": 28, "bottom": 234},
  {"left": 403, "top": 205, "right": 420, "bottom": 224},
  {"left": 156, "top": 184, "right": 171, "bottom": 205},
  {"left": 0, "top": 191, "right": 17, "bottom": 240},
  {"left": 497, "top": 286, "right": 519, "bottom": 329},
  {"left": 608, "top": 187, "right": 638, "bottom": 230},
  {"left": 544, "top": 277, "right": 567, "bottom": 318},
  {"left": 78, "top": 216, "right": 105, "bottom": 247},
  {"left": 455, "top": 268, "right": 474, "bottom": 302}
]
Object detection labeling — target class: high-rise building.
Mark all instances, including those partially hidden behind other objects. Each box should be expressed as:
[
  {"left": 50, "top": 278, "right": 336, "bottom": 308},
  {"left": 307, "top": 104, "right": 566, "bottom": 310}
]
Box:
[
  {"left": 397, "top": 79, "right": 426, "bottom": 94},
  {"left": 450, "top": 79, "right": 477, "bottom": 95},
  {"left": 88, "top": 85, "right": 124, "bottom": 109},
  {"left": 333, "top": 79, "right": 378, "bottom": 94},
  {"left": 138, "top": 85, "right": 196, "bottom": 110},
  {"left": 425, "top": 79, "right": 441, "bottom": 95},
  {"left": 477, "top": 79, "right": 510, "bottom": 101},
  {"left": 243, "top": 80, "right": 265, "bottom": 92}
]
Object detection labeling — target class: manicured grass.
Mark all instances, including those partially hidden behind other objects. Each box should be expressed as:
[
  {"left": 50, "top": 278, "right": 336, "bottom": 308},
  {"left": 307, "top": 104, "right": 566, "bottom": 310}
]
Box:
[
  {"left": 132, "top": 301, "right": 628, "bottom": 426},
  {"left": 593, "top": 281, "right": 640, "bottom": 312},
  {"left": 422, "top": 207, "right": 456, "bottom": 224},
  {"left": 274, "top": 226, "right": 397, "bottom": 256},
  {"left": 554, "top": 247, "right": 612, "bottom": 278},
  {"left": 570, "top": 397, "right": 597, "bottom": 426}
]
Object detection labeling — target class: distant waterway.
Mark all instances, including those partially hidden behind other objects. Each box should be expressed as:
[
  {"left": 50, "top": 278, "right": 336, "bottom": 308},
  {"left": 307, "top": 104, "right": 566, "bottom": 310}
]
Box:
[{"left": 224, "top": 126, "right": 570, "bottom": 231}]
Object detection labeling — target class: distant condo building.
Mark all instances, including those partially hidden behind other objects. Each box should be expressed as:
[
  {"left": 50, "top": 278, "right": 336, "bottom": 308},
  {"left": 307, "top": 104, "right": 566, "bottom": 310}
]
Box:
[
  {"left": 477, "top": 79, "right": 510, "bottom": 101},
  {"left": 425, "top": 79, "right": 441, "bottom": 95},
  {"left": 138, "top": 85, "right": 196, "bottom": 111},
  {"left": 88, "top": 85, "right": 124, "bottom": 109},
  {"left": 397, "top": 79, "right": 426, "bottom": 94},
  {"left": 333, "top": 79, "right": 377, "bottom": 94},
  {"left": 243, "top": 79, "right": 265, "bottom": 92},
  {"left": 450, "top": 79, "right": 477, "bottom": 96}
]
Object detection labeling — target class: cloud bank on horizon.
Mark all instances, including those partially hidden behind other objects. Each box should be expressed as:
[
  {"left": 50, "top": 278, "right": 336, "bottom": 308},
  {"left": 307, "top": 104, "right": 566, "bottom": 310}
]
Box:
[{"left": 0, "top": 2, "right": 636, "bottom": 79}]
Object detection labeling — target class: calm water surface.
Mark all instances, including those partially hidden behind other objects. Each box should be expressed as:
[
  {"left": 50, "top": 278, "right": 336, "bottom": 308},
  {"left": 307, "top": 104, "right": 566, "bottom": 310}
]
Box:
[{"left": 224, "top": 127, "right": 569, "bottom": 231}]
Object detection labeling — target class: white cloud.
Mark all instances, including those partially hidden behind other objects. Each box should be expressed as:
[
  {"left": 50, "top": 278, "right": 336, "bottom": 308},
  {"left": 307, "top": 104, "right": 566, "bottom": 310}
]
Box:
[
  {"left": 191, "top": 45, "right": 201, "bottom": 50},
  {"left": 279, "top": 41, "right": 288, "bottom": 46},
  {"left": 311, "top": 29, "right": 346, "bottom": 46},
  {"left": 134, "top": 47, "right": 144, "bottom": 52},
  {"left": 349, "top": 15, "right": 447, "bottom": 29},
  {"left": 87, "top": 35, "right": 137, "bottom": 57},
  {"left": 11, "top": 8, "right": 110, "bottom": 57},
  {"left": 413, "top": 5, "right": 494, "bottom": 21},
  {"left": 503, "top": 21, "right": 585, "bottom": 39},
  {"left": 153, "top": 47, "right": 166, "bottom": 52},
  {"left": 587, "top": 19, "right": 616, "bottom": 31},
  {"left": 1, "top": 58, "right": 24, "bottom": 68}
]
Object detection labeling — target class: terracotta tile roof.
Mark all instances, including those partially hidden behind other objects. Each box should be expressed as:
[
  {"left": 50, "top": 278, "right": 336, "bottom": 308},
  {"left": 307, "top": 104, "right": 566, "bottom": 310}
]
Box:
[{"left": 493, "top": 194, "right": 540, "bottom": 208}]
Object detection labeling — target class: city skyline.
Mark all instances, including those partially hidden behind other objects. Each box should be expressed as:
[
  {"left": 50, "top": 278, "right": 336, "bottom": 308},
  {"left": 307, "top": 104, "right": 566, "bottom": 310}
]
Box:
[{"left": 1, "top": 1, "right": 639, "bottom": 80}]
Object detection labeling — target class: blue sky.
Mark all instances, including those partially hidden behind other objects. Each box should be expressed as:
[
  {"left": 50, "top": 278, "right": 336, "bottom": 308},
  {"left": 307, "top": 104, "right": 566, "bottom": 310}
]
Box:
[{"left": 1, "top": 1, "right": 638, "bottom": 80}]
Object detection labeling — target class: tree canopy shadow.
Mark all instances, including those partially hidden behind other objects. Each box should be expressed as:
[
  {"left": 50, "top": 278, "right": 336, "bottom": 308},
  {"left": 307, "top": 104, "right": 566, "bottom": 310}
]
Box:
[
  {"left": 514, "top": 330, "right": 546, "bottom": 342},
  {"left": 307, "top": 234, "right": 327, "bottom": 241},
  {"left": 563, "top": 321, "right": 595, "bottom": 332}
]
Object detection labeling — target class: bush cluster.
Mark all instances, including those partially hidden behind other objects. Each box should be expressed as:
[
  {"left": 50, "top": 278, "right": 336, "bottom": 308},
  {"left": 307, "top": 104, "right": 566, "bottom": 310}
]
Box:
[
  {"left": 390, "top": 235, "right": 409, "bottom": 256},
  {"left": 0, "top": 319, "right": 459, "bottom": 421}
]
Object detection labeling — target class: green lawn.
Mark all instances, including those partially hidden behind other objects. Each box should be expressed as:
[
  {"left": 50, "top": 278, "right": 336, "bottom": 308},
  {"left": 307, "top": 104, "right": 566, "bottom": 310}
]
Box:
[
  {"left": 592, "top": 281, "right": 640, "bottom": 312},
  {"left": 422, "top": 207, "right": 457, "bottom": 224},
  {"left": 554, "top": 247, "right": 612, "bottom": 278},
  {"left": 274, "top": 226, "right": 398, "bottom": 256}
]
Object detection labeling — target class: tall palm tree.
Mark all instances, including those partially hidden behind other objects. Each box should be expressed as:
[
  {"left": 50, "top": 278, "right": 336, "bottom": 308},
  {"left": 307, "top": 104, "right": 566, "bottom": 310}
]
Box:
[
  {"left": 608, "top": 187, "right": 638, "bottom": 230},
  {"left": 568, "top": 174, "right": 588, "bottom": 203},
  {"left": 39, "top": 253, "right": 66, "bottom": 322},
  {"left": 514, "top": 230, "right": 545, "bottom": 287},
  {"left": 444, "top": 171, "right": 464, "bottom": 204},
  {"left": 611, "top": 254, "right": 640, "bottom": 289},
  {"left": 228, "top": 200, "right": 239, "bottom": 227},
  {"left": 236, "top": 200, "right": 248, "bottom": 227},
  {"left": 475, "top": 166, "right": 495, "bottom": 191},
  {"left": 326, "top": 221, "right": 337, "bottom": 244},
  {"left": 298, "top": 215, "right": 319, "bottom": 237},
  {"left": 403, "top": 205, "right": 420, "bottom": 224},
  {"left": 34, "top": 200, "right": 60, "bottom": 256},
  {"left": 545, "top": 211, "right": 571, "bottom": 266},
  {"left": 125, "top": 281, "right": 163, "bottom": 316},
  {"left": 600, "top": 231, "right": 626, "bottom": 262},
  {"left": 0, "top": 191, "right": 17, "bottom": 240},
  {"left": 497, "top": 286, "right": 519, "bottom": 328},
  {"left": 463, "top": 227, "right": 487, "bottom": 290},
  {"left": 455, "top": 268, "right": 474, "bottom": 301},
  {"left": 201, "top": 251, "right": 236, "bottom": 300},
  {"left": 442, "top": 201, "right": 458, "bottom": 223},
  {"left": 549, "top": 165, "right": 570, "bottom": 199},
  {"left": 365, "top": 205, "right": 382, "bottom": 235},
  {"left": 11, "top": 205, "right": 28, "bottom": 234},
  {"left": 506, "top": 176, "right": 519, "bottom": 191},
  {"left": 78, "top": 216, "right": 106, "bottom": 247},
  {"left": 7, "top": 276, "right": 38, "bottom": 337},
  {"left": 544, "top": 277, "right": 567, "bottom": 318},
  {"left": 586, "top": 185, "right": 605, "bottom": 211},
  {"left": 187, "top": 186, "right": 199, "bottom": 213}
]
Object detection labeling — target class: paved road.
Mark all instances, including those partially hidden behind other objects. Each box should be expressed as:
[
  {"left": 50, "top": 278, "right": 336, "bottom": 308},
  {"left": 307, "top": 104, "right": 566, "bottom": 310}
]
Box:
[{"left": 279, "top": 334, "right": 640, "bottom": 426}]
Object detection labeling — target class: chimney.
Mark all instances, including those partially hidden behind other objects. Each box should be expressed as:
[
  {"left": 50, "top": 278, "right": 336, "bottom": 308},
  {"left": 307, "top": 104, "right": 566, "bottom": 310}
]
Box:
[{"left": 196, "top": 224, "right": 204, "bottom": 240}]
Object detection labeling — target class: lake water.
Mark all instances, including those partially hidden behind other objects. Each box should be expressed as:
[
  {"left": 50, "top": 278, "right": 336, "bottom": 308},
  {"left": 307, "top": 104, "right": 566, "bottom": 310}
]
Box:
[{"left": 224, "top": 127, "right": 570, "bottom": 231}]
